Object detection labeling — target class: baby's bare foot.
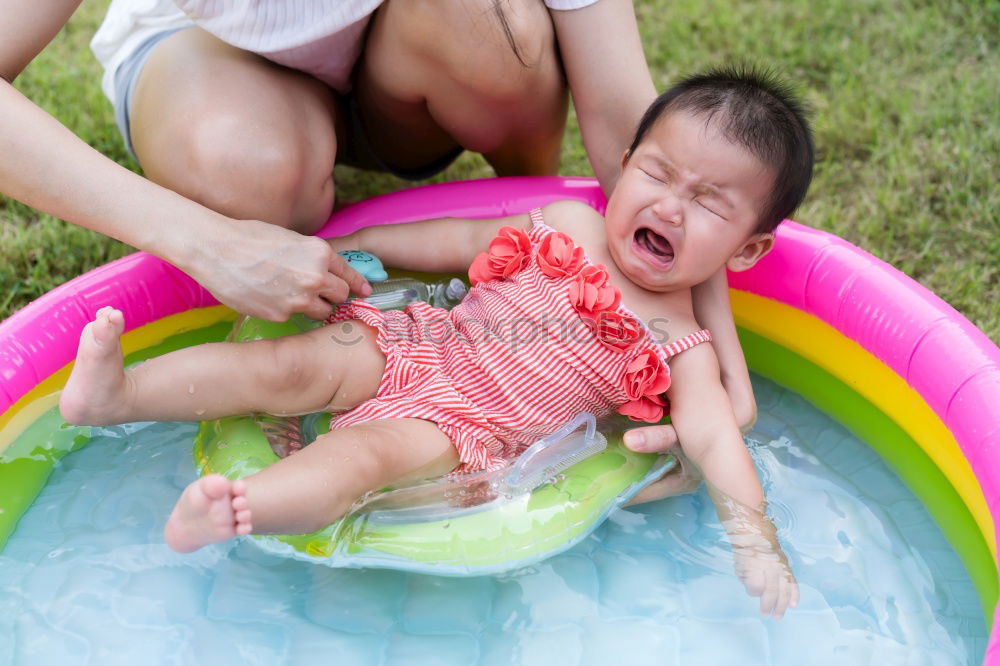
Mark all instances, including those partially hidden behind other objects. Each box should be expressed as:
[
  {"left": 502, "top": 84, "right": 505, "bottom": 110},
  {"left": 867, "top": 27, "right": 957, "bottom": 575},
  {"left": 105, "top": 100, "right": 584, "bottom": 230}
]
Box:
[
  {"left": 60, "top": 307, "right": 130, "bottom": 425},
  {"left": 164, "top": 474, "right": 252, "bottom": 553}
]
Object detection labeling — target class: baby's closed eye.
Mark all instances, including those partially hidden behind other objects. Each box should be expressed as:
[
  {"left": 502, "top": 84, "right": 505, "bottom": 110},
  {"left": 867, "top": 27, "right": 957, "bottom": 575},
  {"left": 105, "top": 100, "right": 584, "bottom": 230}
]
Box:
[
  {"left": 641, "top": 168, "right": 669, "bottom": 184},
  {"left": 696, "top": 199, "right": 725, "bottom": 219}
]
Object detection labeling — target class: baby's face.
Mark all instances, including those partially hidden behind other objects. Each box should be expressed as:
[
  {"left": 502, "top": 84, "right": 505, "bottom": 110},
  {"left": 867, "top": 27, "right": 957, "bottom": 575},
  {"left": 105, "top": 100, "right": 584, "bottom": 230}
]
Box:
[{"left": 605, "top": 110, "right": 775, "bottom": 293}]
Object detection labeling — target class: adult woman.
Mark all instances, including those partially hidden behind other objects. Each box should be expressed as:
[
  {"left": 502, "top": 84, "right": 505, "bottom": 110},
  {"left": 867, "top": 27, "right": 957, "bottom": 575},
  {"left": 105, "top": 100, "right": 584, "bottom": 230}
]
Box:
[{"left": 2, "top": 0, "right": 754, "bottom": 454}]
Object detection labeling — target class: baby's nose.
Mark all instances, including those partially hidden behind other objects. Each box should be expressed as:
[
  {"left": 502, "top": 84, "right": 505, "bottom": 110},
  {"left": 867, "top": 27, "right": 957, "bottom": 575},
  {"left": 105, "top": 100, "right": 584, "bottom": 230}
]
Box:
[{"left": 652, "top": 194, "right": 683, "bottom": 226}]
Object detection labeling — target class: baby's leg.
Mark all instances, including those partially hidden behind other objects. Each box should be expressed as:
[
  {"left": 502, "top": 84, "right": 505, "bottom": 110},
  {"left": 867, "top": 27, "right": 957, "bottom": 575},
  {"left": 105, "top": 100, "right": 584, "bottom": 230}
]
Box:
[
  {"left": 164, "top": 418, "right": 459, "bottom": 551},
  {"left": 60, "top": 308, "right": 384, "bottom": 425}
]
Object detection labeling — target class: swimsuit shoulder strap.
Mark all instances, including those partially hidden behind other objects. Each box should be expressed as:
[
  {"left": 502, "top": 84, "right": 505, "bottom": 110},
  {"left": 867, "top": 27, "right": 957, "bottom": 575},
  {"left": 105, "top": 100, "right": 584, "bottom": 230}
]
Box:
[
  {"left": 528, "top": 207, "right": 546, "bottom": 228},
  {"left": 661, "top": 329, "right": 713, "bottom": 359}
]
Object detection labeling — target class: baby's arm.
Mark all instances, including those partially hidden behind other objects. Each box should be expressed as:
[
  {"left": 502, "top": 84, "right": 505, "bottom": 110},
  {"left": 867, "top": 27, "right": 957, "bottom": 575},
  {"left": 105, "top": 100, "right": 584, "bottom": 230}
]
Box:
[
  {"left": 327, "top": 212, "right": 533, "bottom": 274},
  {"left": 666, "top": 340, "right": 798, "bottom": 619},
  {"left": 691, "top": 269, "right": 757, "bottom": 432}
]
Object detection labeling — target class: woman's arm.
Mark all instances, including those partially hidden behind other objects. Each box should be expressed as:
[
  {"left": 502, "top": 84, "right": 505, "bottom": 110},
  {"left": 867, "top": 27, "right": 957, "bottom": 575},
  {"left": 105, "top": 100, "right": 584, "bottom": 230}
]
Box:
[
  {"left": 0, "top": 1, "right": 81, "bottom": 82},
  {"left": 0, "top": 2, "right": 176, "bottom": 259},
  {"left": 1, "top": 4, "right": 368, "bottom": 321},
  {"left": 550, "top": 0, "right": 656, "bottom": 194}
]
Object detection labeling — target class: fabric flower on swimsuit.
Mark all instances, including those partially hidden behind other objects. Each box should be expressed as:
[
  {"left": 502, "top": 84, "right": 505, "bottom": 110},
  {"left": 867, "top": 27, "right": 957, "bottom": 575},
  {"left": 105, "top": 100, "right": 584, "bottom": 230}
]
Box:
[
  {"left": 593, "top": 310, "right": 645, "bottom": 352},
  {"left": 568, "top": 265, "right": 622, "bottom": 323},
  {"left": 617, "top": 349, "right": 671, "bottom": 423},
  {"left": 468, "top": 226, "right": 532, "bottom": 285},
  {"left": 536, "top": 230, "right": 586, "bottom": 278}
]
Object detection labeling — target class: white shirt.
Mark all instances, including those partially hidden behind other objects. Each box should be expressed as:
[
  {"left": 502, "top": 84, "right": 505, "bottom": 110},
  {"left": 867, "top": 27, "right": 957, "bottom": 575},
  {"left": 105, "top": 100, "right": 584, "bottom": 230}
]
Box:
[{"left": 91, "top": 0, "right": 601, "bottom": 102}]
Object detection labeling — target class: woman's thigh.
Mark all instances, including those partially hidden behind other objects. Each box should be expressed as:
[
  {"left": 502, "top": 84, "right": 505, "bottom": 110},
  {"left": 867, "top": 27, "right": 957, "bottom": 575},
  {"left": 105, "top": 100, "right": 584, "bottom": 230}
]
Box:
[
  {"left": 356, "top": 0, "right": 568, "bottom": 177},
  {"left": 129, "top": 28, "right": 341, "bottom": 232}
]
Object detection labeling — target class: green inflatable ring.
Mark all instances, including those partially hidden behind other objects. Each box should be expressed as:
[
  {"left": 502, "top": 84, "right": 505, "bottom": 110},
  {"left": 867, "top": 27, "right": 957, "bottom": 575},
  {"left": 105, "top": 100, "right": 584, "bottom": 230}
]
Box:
[{"left": 193, "top": 313, "right": 675, "bottom": 576}]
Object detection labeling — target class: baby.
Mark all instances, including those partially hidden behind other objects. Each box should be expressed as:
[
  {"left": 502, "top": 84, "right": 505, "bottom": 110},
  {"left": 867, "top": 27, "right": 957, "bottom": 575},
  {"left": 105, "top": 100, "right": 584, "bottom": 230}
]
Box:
[{"left": 60, "top": 66, "right": 813, "bottom": 618}]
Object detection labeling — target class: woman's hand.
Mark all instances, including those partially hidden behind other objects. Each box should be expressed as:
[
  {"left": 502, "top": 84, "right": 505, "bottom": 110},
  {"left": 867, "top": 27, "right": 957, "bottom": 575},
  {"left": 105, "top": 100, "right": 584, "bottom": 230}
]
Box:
[
  {"left": 625, "top": 447, "right": 703, "bottom": 505},
  {"left": 623, "top": 423, "right": 702, "bottom": 501},
  {"left": 187, "top": 218, "right": 371, "bottom": 321},
  {"left": 622, "top": 390, "right": 755, "bottom": 454}
]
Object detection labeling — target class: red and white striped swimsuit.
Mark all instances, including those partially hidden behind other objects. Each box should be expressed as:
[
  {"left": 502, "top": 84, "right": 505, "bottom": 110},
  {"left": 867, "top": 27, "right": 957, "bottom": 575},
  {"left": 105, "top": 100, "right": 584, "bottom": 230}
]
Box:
[{"left": 329, "top": 209, "right": 711, "bottom": 473}]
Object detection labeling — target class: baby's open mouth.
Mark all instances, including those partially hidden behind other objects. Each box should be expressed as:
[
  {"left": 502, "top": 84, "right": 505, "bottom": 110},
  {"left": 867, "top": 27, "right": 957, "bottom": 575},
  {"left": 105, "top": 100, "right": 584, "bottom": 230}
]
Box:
[{"left": 634, "top": 228, "right": 674, "bottom": 268}]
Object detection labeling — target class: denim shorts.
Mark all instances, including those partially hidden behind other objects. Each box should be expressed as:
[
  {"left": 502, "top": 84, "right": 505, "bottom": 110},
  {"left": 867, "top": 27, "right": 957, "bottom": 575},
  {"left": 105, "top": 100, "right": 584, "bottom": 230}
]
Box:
[{"left": 111, "top": 27, "right": 189, "bottom": 159}]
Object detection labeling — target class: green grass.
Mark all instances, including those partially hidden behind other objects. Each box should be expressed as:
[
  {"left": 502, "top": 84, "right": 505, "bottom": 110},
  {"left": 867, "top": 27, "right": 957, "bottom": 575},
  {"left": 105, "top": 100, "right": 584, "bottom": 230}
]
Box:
[{"left": 2, "top": 0, "right": 997, "bottom": 342}]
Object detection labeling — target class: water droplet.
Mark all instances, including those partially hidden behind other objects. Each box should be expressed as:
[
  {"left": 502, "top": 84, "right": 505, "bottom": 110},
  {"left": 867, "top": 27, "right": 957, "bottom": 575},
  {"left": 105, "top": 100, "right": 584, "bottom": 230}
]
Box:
[
  {"left": 195, "top": 409, "right": 206, "bottom": 416},
  {"left": 188, "top": 384, "right": 195, "bottom": 394}
]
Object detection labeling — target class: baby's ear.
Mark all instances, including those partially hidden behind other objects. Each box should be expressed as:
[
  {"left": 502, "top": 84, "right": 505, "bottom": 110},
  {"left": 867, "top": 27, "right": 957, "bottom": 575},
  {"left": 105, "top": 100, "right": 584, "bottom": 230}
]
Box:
[{"left": 727, "top": 233, "right": 774, "bottom": 272}]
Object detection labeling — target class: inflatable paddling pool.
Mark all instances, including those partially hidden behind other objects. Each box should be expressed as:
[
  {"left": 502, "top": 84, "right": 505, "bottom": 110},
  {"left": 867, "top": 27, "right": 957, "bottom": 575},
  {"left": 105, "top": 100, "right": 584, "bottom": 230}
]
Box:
[{"left": 0, "top": 178, "right": 998, "bottom": 658}]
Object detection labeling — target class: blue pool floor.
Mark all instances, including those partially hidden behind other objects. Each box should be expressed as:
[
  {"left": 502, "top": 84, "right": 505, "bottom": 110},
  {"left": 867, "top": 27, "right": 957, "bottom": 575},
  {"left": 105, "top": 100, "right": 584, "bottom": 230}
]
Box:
[{"left": 0, "top": 376, "right": 986, "bottom": 665}]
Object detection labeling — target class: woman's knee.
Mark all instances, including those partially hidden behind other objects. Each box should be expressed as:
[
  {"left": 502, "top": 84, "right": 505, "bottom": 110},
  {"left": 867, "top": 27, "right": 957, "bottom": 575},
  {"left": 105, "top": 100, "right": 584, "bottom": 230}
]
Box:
[
  {"left": 153, "top": 112, "right": 335, "bottom": 233},
  {"left": 132, "top": 30, "right": 338, "bottom": 232}
]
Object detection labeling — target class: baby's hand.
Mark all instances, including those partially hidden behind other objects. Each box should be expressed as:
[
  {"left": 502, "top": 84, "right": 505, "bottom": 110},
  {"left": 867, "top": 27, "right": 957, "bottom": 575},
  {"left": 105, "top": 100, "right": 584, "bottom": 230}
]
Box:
[
  {"left": 727, "top": 521, "right": 799, "bottom": 619},
  {"left": 713, "top": 490, "right": 798, "bottom": 618}
]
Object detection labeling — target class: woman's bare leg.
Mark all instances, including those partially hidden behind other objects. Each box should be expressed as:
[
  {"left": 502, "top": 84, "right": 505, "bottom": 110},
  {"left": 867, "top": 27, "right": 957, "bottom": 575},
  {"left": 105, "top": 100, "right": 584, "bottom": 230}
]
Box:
[
  {"left": 59, "top": 308, "right": 384, "bottom": 425},
  {"left": 357, "top": 0, "right": 568, "bottom": 177},
  {"left": 165, "top": 418, "right": 460, "bottom": 552},
  {"left": 129, "top": 28, "right": 339, "bottom": 233}
]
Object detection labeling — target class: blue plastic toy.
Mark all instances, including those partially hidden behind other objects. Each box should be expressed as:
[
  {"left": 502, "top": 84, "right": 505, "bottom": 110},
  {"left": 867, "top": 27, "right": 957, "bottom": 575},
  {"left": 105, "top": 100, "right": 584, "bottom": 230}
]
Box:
[{"left": 338, "top": 250, "right": 389, "bottom": 282}]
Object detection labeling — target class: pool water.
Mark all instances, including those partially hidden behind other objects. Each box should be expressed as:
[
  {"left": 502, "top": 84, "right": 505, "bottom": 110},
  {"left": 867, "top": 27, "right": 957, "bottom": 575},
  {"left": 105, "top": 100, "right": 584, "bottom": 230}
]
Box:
[{"left": 0, "top": 376, "right": 986, "bottom": 665}]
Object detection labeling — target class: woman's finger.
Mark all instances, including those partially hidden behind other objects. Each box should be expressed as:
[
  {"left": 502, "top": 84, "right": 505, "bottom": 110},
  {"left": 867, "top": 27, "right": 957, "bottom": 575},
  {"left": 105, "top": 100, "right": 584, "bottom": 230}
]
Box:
[
  {"left": 623, "top": 423, "right": 679, "bottom": 452},
  {"left": 300, "top": 294, "right": 336, "bottom": 322},
  {"left": 328, "top": 251, "right": 371, "bottom": 297},
  {"left": 317, "top": 271, "right": 351, "bottom": 306}
]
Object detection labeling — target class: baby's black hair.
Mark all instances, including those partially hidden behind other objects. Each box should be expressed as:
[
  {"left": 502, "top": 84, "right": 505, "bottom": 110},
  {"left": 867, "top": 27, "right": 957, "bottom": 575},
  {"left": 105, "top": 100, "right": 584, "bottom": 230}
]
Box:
[{"left": 626, "top": 65, "right": 814, "bottom": 234}]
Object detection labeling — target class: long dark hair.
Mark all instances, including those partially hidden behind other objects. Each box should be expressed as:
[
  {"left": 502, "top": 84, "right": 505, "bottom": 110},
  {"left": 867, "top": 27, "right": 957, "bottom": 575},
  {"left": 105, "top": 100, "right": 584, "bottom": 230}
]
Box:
[{"left": 493, "top": 0, "right": 527, "bottom": 66}]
